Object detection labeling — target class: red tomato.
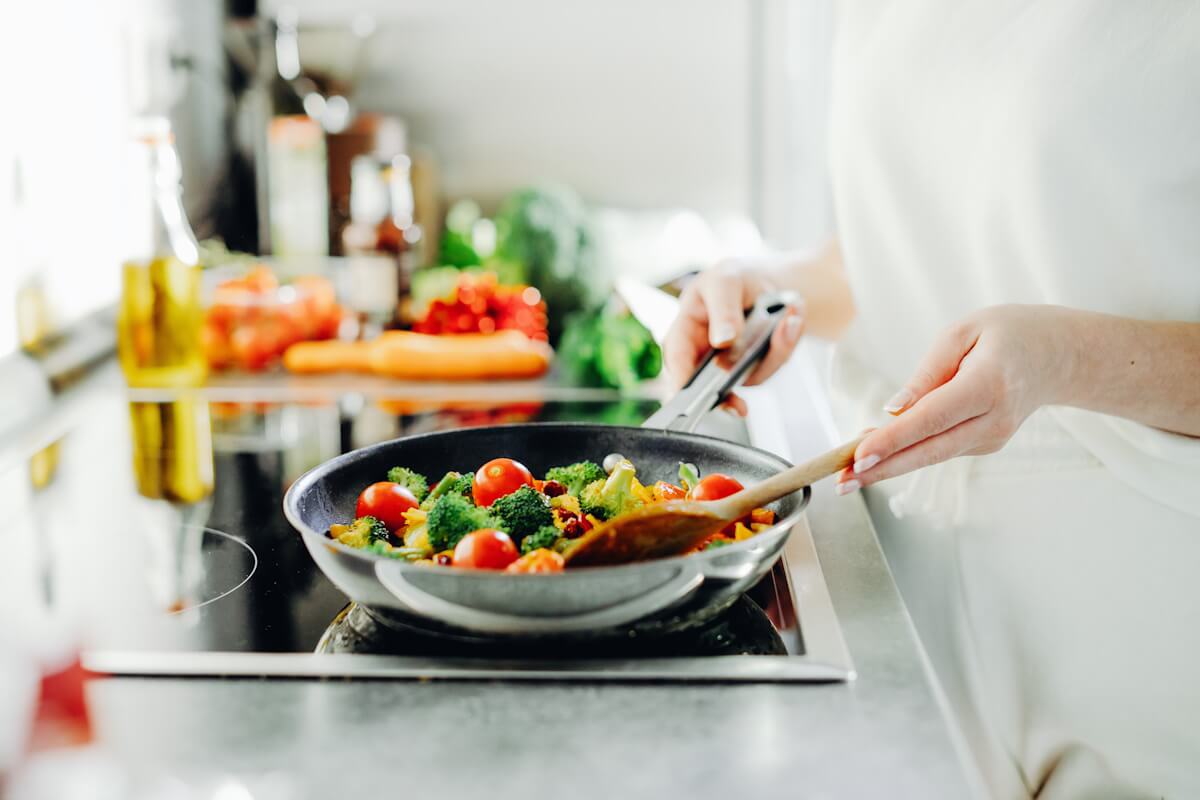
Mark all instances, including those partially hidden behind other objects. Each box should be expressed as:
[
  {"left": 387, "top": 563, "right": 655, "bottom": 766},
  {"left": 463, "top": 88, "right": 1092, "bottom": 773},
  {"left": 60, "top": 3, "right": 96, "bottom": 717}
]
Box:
[
  {"left": 653, "top": 481, "right": 687, "bottom": 501},
  {"left": 690, "top": 473, "right": 745, "bottom": 501},
  {"left": 452, "top": 529, "right": 519, "bottom": 570},
  {"left": 473, "top": 458, "right": 534, "bottom": 506},
  {"left": 355, "top": 482, "right": 418, "bottom": 531}
]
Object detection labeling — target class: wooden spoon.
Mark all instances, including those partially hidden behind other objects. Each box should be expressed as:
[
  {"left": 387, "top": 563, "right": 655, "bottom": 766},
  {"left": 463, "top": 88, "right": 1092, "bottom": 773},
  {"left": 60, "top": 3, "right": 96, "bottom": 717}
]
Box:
[{"left": 564, "top": 435, "right": 866, "bottom": 567}]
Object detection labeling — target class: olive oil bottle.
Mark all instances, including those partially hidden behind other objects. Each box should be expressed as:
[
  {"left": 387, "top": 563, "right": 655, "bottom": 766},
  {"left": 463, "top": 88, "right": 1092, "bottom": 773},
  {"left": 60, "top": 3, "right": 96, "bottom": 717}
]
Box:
[
  {"left": 117, "top": 118, "right": 206, "bottom": 388},
  {"left": 119, "top": 118, "right": 213, "bottom": 504}
]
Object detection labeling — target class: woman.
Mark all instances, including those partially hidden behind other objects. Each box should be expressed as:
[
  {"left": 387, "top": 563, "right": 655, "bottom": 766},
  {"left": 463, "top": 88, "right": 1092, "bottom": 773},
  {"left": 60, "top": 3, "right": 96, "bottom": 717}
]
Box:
[{"left": 665, "top": 5, "right": 1200, "bottom": 799}]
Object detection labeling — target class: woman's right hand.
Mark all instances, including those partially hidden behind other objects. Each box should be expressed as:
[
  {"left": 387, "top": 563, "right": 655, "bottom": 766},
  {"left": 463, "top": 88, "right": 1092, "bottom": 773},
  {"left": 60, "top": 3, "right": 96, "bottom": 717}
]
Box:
[{"left": 663, "top": 260, "right": 805, "bottom": 412}]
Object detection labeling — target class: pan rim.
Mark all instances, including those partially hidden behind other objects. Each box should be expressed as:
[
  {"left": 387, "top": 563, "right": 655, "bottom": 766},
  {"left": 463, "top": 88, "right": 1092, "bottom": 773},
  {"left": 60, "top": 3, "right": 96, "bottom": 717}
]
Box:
[{"left": 282, "top": 422, "right": 810, "bottom": 578}]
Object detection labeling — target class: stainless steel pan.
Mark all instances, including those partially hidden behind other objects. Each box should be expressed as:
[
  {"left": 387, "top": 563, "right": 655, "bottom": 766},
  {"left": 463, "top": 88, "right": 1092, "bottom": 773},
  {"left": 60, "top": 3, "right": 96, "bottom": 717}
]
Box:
[{"left": 283, "top": 297, "right": 808, "bottom": 637}]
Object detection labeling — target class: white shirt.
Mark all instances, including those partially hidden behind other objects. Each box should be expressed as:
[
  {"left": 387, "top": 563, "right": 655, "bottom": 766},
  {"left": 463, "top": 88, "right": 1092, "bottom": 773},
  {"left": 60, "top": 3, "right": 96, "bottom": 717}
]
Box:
[
  {"left": 828, "top": 1, "right": 1200, "bottom": 516},
  {"left": 824, "top": 4, "right": 1200, "bottom": 797}
]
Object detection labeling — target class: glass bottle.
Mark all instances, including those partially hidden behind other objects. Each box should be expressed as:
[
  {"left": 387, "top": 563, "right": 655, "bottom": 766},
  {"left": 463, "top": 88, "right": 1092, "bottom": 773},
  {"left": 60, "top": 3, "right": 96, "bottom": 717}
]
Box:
[{"left": 116, "top": 117, "right": 206, "bottom": 388}]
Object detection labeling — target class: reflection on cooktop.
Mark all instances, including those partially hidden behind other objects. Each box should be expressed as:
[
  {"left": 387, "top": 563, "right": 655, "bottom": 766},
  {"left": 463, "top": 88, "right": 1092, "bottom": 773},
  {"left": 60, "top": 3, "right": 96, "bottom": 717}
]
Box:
[{"left": 315, "top": 595, "right": 788, "bottom": 658}]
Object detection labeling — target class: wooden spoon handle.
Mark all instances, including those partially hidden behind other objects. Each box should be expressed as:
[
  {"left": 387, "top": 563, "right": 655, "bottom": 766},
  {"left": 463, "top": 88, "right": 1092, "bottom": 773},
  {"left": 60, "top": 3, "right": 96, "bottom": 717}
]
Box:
[{"left": 718, "top": 434, "right": 868, "bottom": 518}]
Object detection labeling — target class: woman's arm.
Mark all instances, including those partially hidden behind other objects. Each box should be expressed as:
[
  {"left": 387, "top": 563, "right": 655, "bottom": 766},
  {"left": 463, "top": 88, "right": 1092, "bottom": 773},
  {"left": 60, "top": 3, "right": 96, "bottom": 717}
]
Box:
[
  {"left": 1059, "top": 310, "right": 1200, "bottom": 436},
  {"left": 766, "top": 241, "right": 857, "bottom": 341},
  {"left": 662, "top": 240, "right": 855, "bottom": 389},
  {"left": 840, "top": 305, "right": 1200, "bottom": 493}
]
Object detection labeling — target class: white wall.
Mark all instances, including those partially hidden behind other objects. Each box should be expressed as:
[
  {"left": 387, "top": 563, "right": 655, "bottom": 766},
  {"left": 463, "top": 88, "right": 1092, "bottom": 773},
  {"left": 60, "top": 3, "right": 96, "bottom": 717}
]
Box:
[{"left": 270, "top": 0, "right": 756, "bottom": 216}]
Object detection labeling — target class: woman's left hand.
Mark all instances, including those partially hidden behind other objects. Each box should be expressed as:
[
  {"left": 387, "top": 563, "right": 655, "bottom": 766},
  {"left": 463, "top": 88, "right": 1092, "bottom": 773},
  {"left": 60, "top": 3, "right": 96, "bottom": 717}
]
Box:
[{"left": 837, "top": 304, "right": 1077, "bottom": 494}]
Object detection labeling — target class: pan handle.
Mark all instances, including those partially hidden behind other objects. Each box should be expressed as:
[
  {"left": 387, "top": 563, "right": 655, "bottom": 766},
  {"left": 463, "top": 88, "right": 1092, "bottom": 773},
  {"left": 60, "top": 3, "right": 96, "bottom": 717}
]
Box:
[
  {"left": 642, "top": 292, "right": 797, "bottom": 433},
  {"left": 373, "top": 561, "right": 704, "bottom": 636}
]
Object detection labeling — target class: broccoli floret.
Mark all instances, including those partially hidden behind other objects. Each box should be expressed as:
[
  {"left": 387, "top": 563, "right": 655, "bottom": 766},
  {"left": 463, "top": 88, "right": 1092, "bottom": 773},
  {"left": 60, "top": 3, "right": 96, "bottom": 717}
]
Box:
[
  {"left": 421, "top": 471, "right": 464, "bottom": 510},
  {"left": 544, "top": 461, "right": 606, "bottom": 497},
  {"left": 521, "top": 525, "right": 562, "bottom": 555},
  {"left": 332, "top": 515, "right": 391, "bottom": 548},
  {"left": 426, "top": 494, "right": 498, "bottom": 552},
  {"left": 386, "top": 466, "right": 429, "bottom": 501},
  {"left": 579, "top": 459, "right": 645, "bottom": 521},
  {"left": 491, "top": 485, "right": 554, "bottom": 542},
  {"left": 451, "top": 472, "right": 475, "bottom": 500}
]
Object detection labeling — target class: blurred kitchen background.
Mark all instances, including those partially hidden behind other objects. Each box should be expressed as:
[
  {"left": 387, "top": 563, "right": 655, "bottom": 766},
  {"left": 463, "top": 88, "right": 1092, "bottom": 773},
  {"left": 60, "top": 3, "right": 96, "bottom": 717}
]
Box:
[{"left": 0, "top": 0, "right": 834, "bottom": 362}]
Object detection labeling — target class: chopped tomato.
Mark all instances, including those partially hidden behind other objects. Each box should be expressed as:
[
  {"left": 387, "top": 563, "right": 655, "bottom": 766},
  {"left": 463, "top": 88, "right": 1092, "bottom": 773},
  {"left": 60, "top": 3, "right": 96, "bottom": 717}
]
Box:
[
  {"left": 653, "top": 481, "right": 687, "bottom": 501},
  {"left": 355, "top": 482, "right": 419, "bottom": 532},
  {"left": 506, "top": 549, "right": 566, "bottom": 574},
  {"left": 473, "top": 458, "right": 534, "bottom": 506},
  {"left": 690, "top": 473, "right": 744, "bottom": 502},
  {"left": 749, "top": 508, "right": 776, "bottom": 526},
  {"left": 452, "top": 529, "right": 519, "bottom": 570}
]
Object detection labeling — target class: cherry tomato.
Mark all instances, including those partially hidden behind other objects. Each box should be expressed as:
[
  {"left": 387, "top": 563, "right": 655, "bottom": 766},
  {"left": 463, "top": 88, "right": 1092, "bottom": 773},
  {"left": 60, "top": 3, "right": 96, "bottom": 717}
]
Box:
[
  {"left": 452, "top": 529, "right": 519, "bottom": 570},
  {"left": 506, "top": 548, "right": 565, "bottom": 574},
  {"left": 473, "top": 458, "right": 534, "bottom": 506},
  {"left": 690, "top": 473, "right": 744, "bottom": 501},
  {"left": 355, "top": 482, "right": 418, "bottom": 532}
]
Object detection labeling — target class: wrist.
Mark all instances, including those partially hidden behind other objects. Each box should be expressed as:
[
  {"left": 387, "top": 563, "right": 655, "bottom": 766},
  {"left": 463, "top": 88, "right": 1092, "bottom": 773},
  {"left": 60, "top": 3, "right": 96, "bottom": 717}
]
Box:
[{"left": 1045, "top": 306, "right": 1097, "bottom": 409}]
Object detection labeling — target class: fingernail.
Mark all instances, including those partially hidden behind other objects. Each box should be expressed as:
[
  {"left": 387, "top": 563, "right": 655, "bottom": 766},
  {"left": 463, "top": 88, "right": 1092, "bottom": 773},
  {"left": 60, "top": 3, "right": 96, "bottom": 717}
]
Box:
[
  {"left": 710, "top": 323, "right": 736, "bottom": 347},
  {"left": 883, "top": 388, "right": 913, "bottom": 415},
  {"left": 784, "top": 315, "right": 803, "bottom": 342},
  {"left": 853, "top": 454, "right": 880, "bottom": 474},
  {"left": 836, "top": 479, "right": 861, "bottom": 495}
]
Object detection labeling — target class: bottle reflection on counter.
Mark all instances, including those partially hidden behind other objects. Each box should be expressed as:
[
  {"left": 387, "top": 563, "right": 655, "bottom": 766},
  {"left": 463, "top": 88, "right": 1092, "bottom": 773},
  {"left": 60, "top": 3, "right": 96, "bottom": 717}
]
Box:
[{"left": 128, "top": 398, "right": 214, "bottom": 504}]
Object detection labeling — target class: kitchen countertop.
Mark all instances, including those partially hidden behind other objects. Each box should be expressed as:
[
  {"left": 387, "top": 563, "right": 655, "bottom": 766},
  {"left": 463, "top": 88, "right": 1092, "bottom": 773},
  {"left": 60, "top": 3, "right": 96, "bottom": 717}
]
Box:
[
  {"left": 6, "top": 359, "right": 982, "bottom": 799},
  {"left": 85, "top": 480, "right": 980, "bottom": 800}
]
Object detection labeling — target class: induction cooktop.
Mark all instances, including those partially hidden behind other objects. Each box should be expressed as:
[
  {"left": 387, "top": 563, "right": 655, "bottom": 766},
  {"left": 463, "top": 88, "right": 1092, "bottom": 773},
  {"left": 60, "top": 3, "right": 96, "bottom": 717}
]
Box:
[{"left": 3, "top": 384, "right": 853, "bottom": 682}]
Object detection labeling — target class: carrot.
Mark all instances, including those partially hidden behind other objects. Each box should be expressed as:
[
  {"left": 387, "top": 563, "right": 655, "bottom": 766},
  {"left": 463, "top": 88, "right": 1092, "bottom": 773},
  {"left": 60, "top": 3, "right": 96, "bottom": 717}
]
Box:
[
  {"left": 368, "top": 331, "right": 551, "bottom": 380},
  {"left": 283, "top": 340, "right": 373, "bottom": 374},
  {"left": 282, "top": 330, "right": 552, "bottom": 380}
]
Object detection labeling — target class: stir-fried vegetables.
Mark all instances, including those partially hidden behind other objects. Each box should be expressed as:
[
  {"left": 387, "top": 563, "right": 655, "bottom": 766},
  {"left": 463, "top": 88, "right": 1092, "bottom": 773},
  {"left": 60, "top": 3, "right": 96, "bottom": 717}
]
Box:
[
  {"left": 490, "top": 485, "right": 554, "bottom": 542},
  {"left": 543, "top": 460, "right": 605, "bottom": 497},
  {"left": 579, "top": 459, "right": 644, "bottom": 521},
  {"left": 385, "top": 467, "right": 429, "bottom": 502},
  {"left": 328, "top": 456, "right": 777, "bottom": 571},
  {"left": 427, "top": 494, "right": 499, "bottom": 552}
]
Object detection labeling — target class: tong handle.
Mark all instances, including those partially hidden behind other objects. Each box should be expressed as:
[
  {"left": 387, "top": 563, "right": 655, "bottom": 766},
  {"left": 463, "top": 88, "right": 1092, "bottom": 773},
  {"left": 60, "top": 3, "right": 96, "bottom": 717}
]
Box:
[{"left": 642, "top": 293, "right": 795, "bottom": 433}]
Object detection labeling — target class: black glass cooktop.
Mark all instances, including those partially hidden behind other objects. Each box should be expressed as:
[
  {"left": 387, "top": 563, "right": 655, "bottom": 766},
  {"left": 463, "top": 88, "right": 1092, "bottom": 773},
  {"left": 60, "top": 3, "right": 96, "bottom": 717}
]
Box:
[{"left": 5, "top": 391, "right": 810, "bottom": 666}]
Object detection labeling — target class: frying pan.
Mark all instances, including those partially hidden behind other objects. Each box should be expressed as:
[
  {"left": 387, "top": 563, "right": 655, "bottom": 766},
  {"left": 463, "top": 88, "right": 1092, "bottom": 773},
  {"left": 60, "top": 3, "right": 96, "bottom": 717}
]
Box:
[{"left": 283, "top": 297, "right": 809, "bottom": 637}]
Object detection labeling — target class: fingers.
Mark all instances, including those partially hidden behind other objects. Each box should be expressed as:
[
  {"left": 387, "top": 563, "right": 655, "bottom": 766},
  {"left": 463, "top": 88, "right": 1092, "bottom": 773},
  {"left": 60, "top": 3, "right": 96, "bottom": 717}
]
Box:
[
  {"left": 745, "top": 306, "right": 805, "bottom": 385},
  {"left": 836, "top": 414, "right": 991, "bottom": 492},
  {"left": 663, "top": 311, "right": 710, "bottom": 389},
  {"left": 721, "top": 393, "right": 749, "bottom": 417},
  {"left": 853, "top": 371, "right": 991, "bottom": 472},
  {"left": 883, "top": 322, "right": 980, "bottom": 414},
  {"left": 697, "top": 272, "right": 752, "bottom": 347}
]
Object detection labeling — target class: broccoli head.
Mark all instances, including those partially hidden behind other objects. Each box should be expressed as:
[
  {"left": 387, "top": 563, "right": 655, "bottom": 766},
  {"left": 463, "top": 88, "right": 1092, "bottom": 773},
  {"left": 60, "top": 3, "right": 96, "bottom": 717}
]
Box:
[
  {"left": 491, "top": 485, "right": 554, "bottom": 542},
  {"left": 425, "top": 494, "right": 498, "bottom": 552},
  {"left": 451, "top": 472, "right": 475, "bottom": 500},
  {"left": 579, "top": 459, "right": 645, "bottom": 521},
  {"left": 520, "top": 525, "right": 562, "bottom": 555},
  {"left": 543, "top": 460, "right": 606, "bottom": 497},
  {"left": 420, "top": 472, "right": 460, "bottom": 510},
  {"left": 331, "top": 515, "right": 391, "bottom": 549},
  {"left": 386, "top": 466, "right": 429, "bottom": 501}
]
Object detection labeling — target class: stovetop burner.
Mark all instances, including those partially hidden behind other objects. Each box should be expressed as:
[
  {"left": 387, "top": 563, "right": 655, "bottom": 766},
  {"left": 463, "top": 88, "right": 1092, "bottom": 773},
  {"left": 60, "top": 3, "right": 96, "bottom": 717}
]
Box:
[
  {"left": 316, "top": 593, "right": 788, "bottom": 658},
  {"left": 157, "top": 527, "right": 258, "bottom": 615}
]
